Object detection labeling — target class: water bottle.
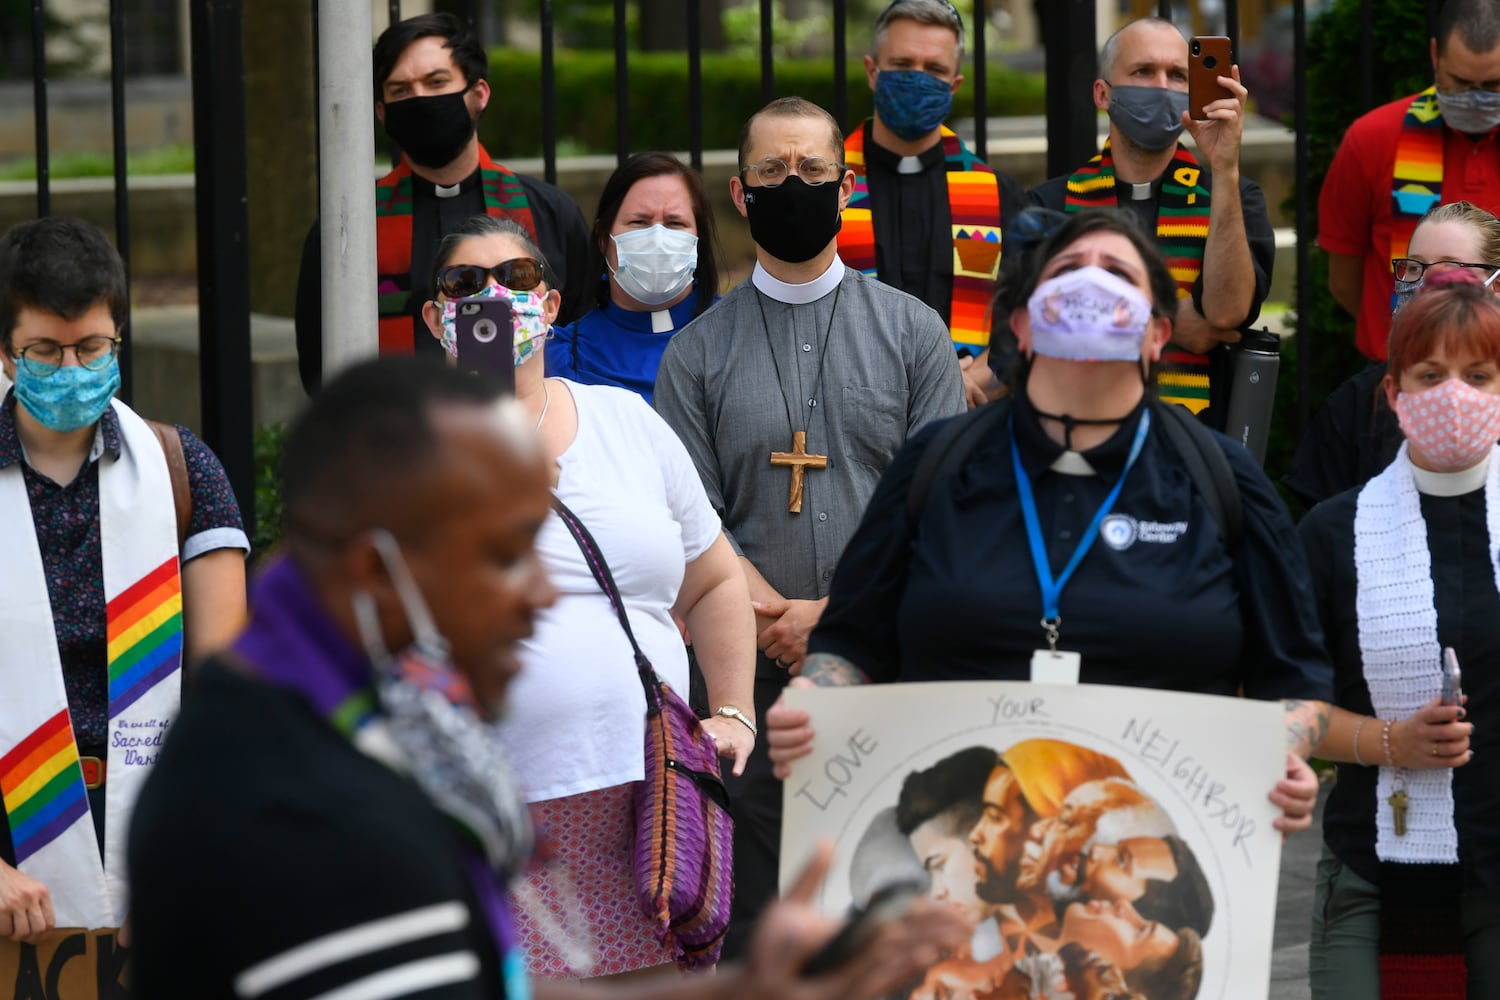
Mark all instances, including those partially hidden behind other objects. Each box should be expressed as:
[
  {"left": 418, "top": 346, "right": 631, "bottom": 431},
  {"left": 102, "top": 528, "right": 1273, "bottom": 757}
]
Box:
[{"left": 1222, "top": 329, "right": 1281, "bottom": 464}]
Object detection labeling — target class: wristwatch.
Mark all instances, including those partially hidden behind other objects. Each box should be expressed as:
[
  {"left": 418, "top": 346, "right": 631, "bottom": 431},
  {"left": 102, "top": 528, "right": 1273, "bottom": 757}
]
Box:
[{"left": 715, "top": 705, "right": 758, "bottom": 737}]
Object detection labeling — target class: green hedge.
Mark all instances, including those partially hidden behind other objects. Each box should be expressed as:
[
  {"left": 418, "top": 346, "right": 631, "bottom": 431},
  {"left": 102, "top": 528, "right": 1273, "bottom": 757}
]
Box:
[
  {"left": 1270, "top": 0, "right": 1431, "bottom": 502},
  {"left": 478, "top": 49, "right": 1046, "bottom": 158}
]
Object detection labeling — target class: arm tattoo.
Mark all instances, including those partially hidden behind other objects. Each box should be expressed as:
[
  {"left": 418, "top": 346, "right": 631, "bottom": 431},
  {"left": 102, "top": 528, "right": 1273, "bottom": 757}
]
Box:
[
  {"left": 1283, "top": 698, "right": 1331, "bottom": 758},
  {"left": 801, "top": 653, "right": 870, "bottom": 688}
]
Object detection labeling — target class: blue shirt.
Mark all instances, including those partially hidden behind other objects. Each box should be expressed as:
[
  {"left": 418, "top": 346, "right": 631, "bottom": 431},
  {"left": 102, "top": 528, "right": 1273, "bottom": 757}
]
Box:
[{"left": 547, "top": 293, "right": 704, "bottom": 405}]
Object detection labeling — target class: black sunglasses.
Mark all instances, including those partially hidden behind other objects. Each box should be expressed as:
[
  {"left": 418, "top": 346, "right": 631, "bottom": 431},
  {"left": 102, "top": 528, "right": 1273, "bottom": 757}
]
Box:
[{"left": 436, "top": 257, "right": 547, "bottom": 299}]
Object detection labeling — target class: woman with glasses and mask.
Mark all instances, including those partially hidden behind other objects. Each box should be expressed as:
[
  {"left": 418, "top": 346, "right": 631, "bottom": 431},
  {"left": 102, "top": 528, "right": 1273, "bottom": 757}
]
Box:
[
  {"left": 0, "top": 217, "right": 247, "bottom": 943},
  {"left": 1299, "top": 271, "right": 1500, "bottom": 999},
  {"left": 766, "top": 209, "right": 1332, "bottom": 833},
  {"left": 421, "top": 214, "right": 756, "bottom": 980},
  {"left": 547, "top": 152, "right": 722, "bottom": 405},
  {"left": 1286, "top": 201, "right": 1500, "bottom": 512}
]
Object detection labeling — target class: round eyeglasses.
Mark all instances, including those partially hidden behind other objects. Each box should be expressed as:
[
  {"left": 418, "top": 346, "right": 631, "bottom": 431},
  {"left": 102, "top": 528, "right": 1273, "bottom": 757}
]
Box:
[
  {"left": 14, "top": 336, "right": 123, "bottom": 378},
  {"left": 436, "top": 258, "right": 547, "bottom": 299},
  {"left": 741, "top": 156, "right": 846, "bottom": 188},
  {"left": 1391, "top": 257, "right": 1500, "bottom": 283}
]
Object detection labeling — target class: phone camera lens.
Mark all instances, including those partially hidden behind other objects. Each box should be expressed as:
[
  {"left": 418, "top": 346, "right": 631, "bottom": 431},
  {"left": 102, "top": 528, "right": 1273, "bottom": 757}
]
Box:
[
  {"left": 1203, "top": 55, "right": 1217, "bottom": 70},
  {"left": 472, "top": 318, "right": 499, "bottom": 344},
  {"left": 1191, "top": 40, "right": 1201, "bottom": 55}
]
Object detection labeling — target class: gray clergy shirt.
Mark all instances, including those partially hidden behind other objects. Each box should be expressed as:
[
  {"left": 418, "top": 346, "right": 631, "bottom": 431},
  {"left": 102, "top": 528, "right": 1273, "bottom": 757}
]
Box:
[{"left": 654, "top": 264, "right": 964, "bottom": 604}]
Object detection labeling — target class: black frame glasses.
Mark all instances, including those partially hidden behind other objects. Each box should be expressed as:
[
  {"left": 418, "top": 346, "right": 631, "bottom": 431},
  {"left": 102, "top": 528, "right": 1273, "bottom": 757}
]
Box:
[
  {"left": 14, "top": 336, "right": 123, "bottom": 378},
  {"left": 436, "top": 257, "right": 547, "bottom": 299},
  {"left": 1391, "top": 257, "right": 1500, "bottom": 283}
]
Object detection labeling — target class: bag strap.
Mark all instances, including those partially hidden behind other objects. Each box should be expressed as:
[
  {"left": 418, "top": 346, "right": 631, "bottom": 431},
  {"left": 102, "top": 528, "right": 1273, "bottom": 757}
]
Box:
[
  {"left": 1150, "top": 400, "right": 1243, "bottom": 549},
  {"left": 550, "top": 496, "right": 663, "bottom": 710},
  {"left": 906, "top": 400, "right": 1012, "bottom": 530},
  {"left": 145, "top": 419, "right": 192, "bottom": 552}
]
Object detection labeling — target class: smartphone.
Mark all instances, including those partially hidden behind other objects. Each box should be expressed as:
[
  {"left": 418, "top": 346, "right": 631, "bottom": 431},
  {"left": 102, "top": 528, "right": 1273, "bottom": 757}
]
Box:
[
  {"left": 454, "top": 296, "right": 517, "bottom": 389},
  {"left": 801, "top": 881, "right": 922, "bottom": 978},
  {"left": 1189, "top": 36, "right": 1234, "bottom": 121},
  {"left": 1442, "top": 647, "right": 1464, "bottom": 706}
]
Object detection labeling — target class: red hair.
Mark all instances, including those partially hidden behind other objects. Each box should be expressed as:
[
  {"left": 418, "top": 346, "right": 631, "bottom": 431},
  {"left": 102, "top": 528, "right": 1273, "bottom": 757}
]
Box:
[{"left": 1388, "top": 269, "right": 1500, "bottom": 378}]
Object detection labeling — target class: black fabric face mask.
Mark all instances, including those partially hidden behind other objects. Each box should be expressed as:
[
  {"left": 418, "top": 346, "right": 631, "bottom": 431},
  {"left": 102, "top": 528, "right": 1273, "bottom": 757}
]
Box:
[
  {"left": 742, "top": 177, "right": 844, "bottom": 264},
  {"left": 381, "top": 88, "right": 477, "bottom": 171}
]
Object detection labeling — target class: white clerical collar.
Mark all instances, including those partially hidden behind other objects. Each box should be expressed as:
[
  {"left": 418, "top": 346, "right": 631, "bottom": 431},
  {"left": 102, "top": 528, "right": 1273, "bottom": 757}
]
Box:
[
  {"left": 650, "top": 309, "right": 674, "bottom": 334},
  {"left": 897, "top": 155, "right": 924, "bottom": 175},
  {"left": 435, "top": 181, "right": 462, "bottom": 199},
  {"left": 751, "top": 258, "right": 845, "bottom": 304},
  {"left": 1049, "top": 451, "right": 1097, "bottom": 476},
  {"left": 1127, "top": 181, "right": 1155, "bottom": 201},
  {"left": 1409, "top": 449, "right": 1493, "bottom": 497}
]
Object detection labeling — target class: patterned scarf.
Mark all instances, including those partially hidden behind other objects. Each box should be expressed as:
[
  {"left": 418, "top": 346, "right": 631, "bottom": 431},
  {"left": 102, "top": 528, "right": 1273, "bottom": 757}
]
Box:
[
  {"left": 1065, "top": 143, "right": 1213, "bottom": 414},
  {"left": 374, "top": 145, "right": 538, "bottom": 354},
  {"left": 1389, "top": 87, "right": 1445, "bottom": 264},
  {"left": 840, "top": 122, "right": 1004, "bottom": 355}
]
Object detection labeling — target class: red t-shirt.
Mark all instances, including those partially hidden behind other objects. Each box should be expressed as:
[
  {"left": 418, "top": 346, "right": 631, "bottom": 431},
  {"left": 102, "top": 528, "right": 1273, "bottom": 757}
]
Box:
[{"left": 1319, "top": 93, "right": 1500, "bottom": 361}]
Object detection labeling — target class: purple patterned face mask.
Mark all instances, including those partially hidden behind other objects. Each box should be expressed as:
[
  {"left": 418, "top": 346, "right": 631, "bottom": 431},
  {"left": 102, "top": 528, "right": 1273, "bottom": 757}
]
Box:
[
  {"left": 438, "top": 284, "right": 550, "bottom": 366},
  {"left": 1027, "top": 266, "right": 1153, "bottom": 362}
]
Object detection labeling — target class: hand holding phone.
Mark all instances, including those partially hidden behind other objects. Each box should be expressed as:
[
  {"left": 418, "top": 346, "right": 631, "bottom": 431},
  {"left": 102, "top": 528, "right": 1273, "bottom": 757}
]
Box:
[
  {"left": 1188, "top": 36, "right": 1235, "bottom": 120},
  {"left": 800, "top": 881, "right": 923, "bottom": 978}
]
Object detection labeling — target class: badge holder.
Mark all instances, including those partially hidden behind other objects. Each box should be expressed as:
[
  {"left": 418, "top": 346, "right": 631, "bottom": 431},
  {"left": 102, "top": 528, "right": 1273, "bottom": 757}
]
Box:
[{"left": 1030, "top": 616, "right": 1081, "bottom": 684}]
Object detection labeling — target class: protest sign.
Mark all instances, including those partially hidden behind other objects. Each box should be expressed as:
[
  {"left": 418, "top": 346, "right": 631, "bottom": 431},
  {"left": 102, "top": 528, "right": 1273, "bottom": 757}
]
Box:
[
  {"left": 0, "top": 928, "right": 128, "bottom": 999},
  {"left": 780, "top": 682, "right": 1286, "bottom": 1000}
]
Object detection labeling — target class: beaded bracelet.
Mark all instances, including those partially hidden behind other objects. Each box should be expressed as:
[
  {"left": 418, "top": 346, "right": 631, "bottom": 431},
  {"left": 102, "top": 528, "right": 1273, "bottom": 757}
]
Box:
[
  {"left": 1381, "top": 720, "right": 1396, "bottom": 767},
  {"left": 1352, "top": 716, "right": 1370, "bottom": 767}
]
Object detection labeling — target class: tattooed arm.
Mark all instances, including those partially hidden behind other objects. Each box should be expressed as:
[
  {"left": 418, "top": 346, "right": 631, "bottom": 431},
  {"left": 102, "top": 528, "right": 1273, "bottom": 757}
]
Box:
[
  {"left": 765, "top": 654, "right": 872, "bottom": 778},
  {"left": 800, "top": 653, "right": 871, "bottom": 688},
  {"left": 1283, "top": 699, "right": 1331, "bottom": 759},
  {"left": 1270, "top": 699, "right": 1331, "bottom": 835}
]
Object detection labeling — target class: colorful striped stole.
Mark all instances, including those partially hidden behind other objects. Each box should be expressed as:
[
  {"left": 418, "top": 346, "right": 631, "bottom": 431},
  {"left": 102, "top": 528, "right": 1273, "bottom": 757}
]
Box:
[
  {"left": 1065, "top": 143, "right": 1214, "bottom": 414},
  {"left": 1389, "top": 87, "right": 1445, "bottom": 263},
  {"left": 375, "top": 145, "right": 538, "bottom": 354},
  {"left": 0, "top": 400, "right": 182, "bottom": 928},
  {"left": 839, "top": 122, "right": 1004, "bottom": 353}
]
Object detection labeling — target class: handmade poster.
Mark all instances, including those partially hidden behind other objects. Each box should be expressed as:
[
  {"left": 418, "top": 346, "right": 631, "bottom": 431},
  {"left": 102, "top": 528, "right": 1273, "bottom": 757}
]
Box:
[
  {"left": 780, "top": 682, "right": 1286, "bottom": 1000},
  {"left": 0, "top": 928, "right": 128, "bottom": 999}
]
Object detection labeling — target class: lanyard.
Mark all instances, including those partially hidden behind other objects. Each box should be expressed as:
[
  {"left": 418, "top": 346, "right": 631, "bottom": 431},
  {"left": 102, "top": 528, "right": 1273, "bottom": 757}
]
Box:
[{"left": 1011, "top": 409, "right": 1151, "bottom": 649}]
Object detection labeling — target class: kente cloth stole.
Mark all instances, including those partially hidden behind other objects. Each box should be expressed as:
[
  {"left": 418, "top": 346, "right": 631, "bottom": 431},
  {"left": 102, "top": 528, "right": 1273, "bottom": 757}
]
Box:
[
  {"left": 1389, "top": 87, "right": 1445, "bottom": 263},
  {"left": 1066, "top": 143, "right": 1214, "bottom": 414},
  {"left": 374, "top": 146, "right": 538, "bottom": 354},
  {"left": 0, "top": 399, "right": 182, "bottom": 928},
  {"left": 839, "top": 123, "right": 1003, "bottom": 353}
]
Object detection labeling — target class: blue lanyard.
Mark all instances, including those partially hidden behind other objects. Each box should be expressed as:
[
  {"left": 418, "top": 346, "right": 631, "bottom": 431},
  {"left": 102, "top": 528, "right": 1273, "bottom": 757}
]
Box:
[{"left": 1011, "top": 409, "right": 1152, "bottom": 645}]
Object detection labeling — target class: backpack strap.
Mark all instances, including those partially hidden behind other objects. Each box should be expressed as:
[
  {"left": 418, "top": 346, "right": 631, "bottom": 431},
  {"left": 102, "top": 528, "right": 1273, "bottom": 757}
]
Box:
[
  {"left": 906, "top": 400, "right": 1013, "bottom": 530},
  {"left": 145, "top": 419, "right": 192, "bottom": 552},
  {"left": 1150, "top": 400, "right": 1243, "bottom": 549}
]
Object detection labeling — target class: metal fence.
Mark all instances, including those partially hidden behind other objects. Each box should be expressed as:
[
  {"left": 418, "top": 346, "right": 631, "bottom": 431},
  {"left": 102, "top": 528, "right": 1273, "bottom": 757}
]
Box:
[{"left": 18, "top": 0, "right": 1455, "bottom": 530}]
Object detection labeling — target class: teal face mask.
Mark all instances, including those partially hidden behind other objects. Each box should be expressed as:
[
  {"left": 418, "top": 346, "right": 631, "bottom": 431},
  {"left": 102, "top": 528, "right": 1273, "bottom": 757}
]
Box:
[{"left": 12, "top": 357, "right": 120, "bottom": 432}]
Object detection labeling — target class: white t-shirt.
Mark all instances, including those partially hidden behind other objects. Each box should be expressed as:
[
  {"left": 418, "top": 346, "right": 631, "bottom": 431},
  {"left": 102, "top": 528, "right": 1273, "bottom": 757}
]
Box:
[{"left": 496, "top": 381, "right": 722, "bottom": 802}]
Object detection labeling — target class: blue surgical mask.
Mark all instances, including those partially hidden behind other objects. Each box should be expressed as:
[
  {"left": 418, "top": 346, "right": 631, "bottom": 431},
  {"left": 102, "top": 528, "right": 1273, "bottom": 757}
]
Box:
[
  {"left": 1436, "top": 87, "right": 1500, "bottom": 135},
  {"left": 13, "top": 357, "right": 120, "bottom": 432},
  {"left": 1107, "top": 85, "right": 1189, "bottom": 152},
  {"left": 873, "top": 69, "right": 954, "bottom": 142}
]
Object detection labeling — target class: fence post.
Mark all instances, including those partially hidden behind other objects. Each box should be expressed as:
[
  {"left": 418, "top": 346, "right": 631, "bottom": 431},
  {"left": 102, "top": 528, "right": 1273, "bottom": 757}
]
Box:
[
  {"left": 1293, "top": 0, "right": 1310, "bottom": 434},
  {"left": 109, "top": 0, "right": 133, "bottom": 404},
  {"left": 1043, "top": 0, "right": 1098, "bottom": 178},
  {"left": 542, "top": 0, "right": 558, "bottom": 185},
  {"left": 615, "top": 0, "right": 630, "bottom": 166},
  {"left": 30, "top": 0, "right": 50, "bottom": 218}
]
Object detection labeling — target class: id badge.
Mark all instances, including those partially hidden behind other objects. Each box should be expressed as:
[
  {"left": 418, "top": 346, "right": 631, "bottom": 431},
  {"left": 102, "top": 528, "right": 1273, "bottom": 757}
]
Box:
[{"left": 1031, "top": 649, "right": 1081, "bottom": 684}]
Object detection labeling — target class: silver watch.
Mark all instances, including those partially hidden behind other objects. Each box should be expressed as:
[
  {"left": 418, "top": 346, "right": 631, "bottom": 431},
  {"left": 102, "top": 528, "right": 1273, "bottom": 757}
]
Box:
[{"left": 715, "top": 705, "right": 758, "bottom": 737}]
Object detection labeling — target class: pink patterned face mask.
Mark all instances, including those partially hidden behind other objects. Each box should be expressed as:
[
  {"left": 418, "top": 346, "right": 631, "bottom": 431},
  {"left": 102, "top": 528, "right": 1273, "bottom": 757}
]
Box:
[{"left": 1394, "top": 377, "right": 1500, "bottom": 471}]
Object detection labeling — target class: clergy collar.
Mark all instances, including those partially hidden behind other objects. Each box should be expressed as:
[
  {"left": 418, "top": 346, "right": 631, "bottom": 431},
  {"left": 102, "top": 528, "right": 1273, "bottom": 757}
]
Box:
[
  {"left": 751, "top": 258, "right": 845, "bottom": 304},
  {"left": 1409, "top": 449, "right": 1493, "bottom": 497},
  {"left": 602, "top": 293, "right": 700, "bottom": 334},
  {"left": 410, "top": 168, "right": 482, "bottom": 199},
  {"left": 864, "top": 121, "right": 947, "bottom": 175},
  {"left": 1012, "top": 392, "right": 1148, "bottom": 481},
  {"left": 1125, "top": 179, "right": 1157, "bottom": 201}
]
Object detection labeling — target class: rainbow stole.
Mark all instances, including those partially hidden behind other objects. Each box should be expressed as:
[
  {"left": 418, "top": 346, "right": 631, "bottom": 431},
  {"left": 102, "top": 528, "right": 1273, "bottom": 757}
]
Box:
[
  {"left": 839, "top": 123, "right": 1004, "bottom": 353},
  {"left": 0, "top": 400, "right": 182, "bottom": 928},
  {"left": 1065, "top": 143, "right": 1214, "bottom": 414},
  {"left": 375, "top": 145, "right": 538, "bottom": 354},
  {"left": 1390, "top": 87, "right": 1445, "bottom": 262}
]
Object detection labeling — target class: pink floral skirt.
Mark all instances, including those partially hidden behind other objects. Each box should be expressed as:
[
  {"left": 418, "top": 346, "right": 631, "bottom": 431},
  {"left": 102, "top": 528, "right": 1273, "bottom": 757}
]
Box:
[{"left": 511, "top": 782, "right": 678, "bottom": 979}]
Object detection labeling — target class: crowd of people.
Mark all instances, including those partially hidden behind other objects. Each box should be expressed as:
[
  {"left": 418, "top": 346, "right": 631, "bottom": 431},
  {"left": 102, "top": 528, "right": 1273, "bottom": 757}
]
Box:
[{"left": 4, "top": 0, "right": 1500, "bottom": 998}]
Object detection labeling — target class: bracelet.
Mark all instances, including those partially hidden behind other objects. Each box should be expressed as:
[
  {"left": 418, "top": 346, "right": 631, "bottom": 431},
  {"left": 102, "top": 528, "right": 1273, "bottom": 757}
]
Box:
[
  {"left": 1381, "top": 720, "right": 1395, "bottom": 767},
  {"left": 1352, "top": 716, "right": 1370, "bottom": 767},
  {"left": 715, "top": 705, "right": 758, "bottom": 738}
]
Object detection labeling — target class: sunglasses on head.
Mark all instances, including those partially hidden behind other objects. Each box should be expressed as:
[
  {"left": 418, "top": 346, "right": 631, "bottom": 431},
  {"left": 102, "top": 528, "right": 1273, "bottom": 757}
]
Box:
[{"left": 436, "top": 257, "right": 547, "bottom": 299}]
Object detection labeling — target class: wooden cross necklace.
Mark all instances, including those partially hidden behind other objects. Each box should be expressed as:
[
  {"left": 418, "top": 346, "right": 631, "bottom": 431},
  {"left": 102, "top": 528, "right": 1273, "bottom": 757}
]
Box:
[{"left": 755, "top": 282, "right": 842, "bottom": 513}]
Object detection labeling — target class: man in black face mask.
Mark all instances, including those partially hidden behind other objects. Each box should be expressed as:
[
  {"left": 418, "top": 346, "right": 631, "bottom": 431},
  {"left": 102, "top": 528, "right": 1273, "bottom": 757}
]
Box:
[
  {"left": 653, "top": 96, "right": 965, "bottom": 960},
  {"left": 292, "top": 13, "right": 590, "bottom": 394},
  {"left": 1028, "top": 16, "right": 1274, "bottom": 431}
]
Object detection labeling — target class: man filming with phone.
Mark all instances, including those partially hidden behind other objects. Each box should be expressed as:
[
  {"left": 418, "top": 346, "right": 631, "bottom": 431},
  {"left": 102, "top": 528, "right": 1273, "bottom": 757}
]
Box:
[{"left": 1028, "top": 16, "right": 1274, "bottom": 430}]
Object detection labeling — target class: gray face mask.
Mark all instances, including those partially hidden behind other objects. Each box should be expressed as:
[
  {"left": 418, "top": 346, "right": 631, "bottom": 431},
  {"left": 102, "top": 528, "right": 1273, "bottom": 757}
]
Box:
[
  {"left": 1436, "top": 87, "right": 1500, "bottom": 135},
  {"left": 1107, "top": 85, "right": 1190, "bottom": 152}
]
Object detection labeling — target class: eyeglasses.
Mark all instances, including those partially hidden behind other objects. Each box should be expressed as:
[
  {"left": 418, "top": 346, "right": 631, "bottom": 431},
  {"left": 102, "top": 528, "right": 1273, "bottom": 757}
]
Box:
[
  {"left": 741, "top": 156, "right": 846, "bottom": 188},
  {"left": 436, "top": 258, "right": 547, "bottom": 299},
  {"left": 14, "top": 336, "right": 123, "bottom": 377},
  {"left": 1392, "top": 258, "right": 1500, "bottom": 283}
]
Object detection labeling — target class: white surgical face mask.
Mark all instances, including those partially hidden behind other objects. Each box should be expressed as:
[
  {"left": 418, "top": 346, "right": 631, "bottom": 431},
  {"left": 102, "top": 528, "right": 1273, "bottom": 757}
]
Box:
[{"left": 609, "top": 224, "right": 698, "bottom": 307}]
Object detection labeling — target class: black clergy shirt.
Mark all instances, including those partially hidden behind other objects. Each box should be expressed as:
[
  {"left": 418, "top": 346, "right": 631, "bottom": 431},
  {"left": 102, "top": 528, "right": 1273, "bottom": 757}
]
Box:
[
  {"left": 809, "top": 396, "right": 1333, "bottom": 701},
  {"left": 1299, "top": 481, "right": 1500, "bottom": 891},
  {"left": 1283, "top": 363, "right": 1402, "bottom": 514}
]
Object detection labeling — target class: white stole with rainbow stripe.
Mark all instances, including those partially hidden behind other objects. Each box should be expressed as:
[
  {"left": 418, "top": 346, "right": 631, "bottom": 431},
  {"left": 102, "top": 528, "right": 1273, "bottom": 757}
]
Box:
[{"left": 0, "top": 399, "right": 182, "bottom": 927}]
